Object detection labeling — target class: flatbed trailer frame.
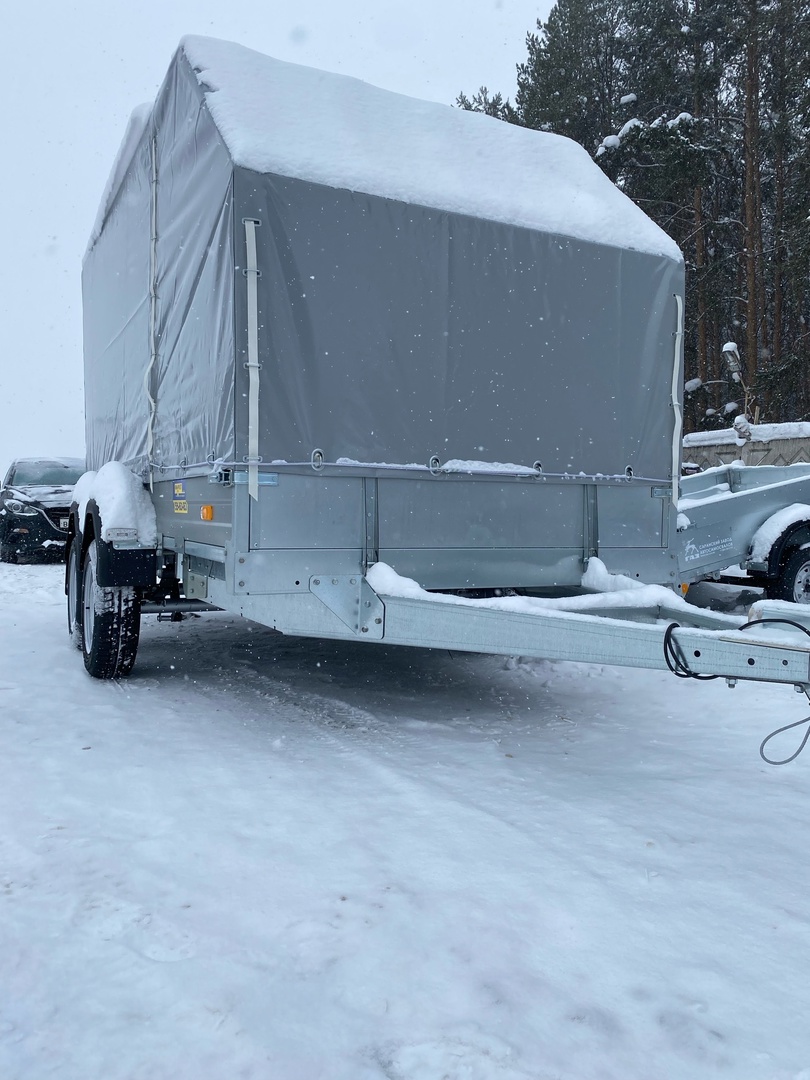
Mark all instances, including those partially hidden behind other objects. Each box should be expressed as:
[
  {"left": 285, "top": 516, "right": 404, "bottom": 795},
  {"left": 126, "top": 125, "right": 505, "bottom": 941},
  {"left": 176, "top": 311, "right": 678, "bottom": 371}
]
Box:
[
  {"left": 66, "top": 470, "right": 810, "bottom": 703},
  {"left": 199, "top": 563, "right": 810, "bottom": 686},
  {"left": 677, "top": 462, "right": 810, "bottom": 599}
]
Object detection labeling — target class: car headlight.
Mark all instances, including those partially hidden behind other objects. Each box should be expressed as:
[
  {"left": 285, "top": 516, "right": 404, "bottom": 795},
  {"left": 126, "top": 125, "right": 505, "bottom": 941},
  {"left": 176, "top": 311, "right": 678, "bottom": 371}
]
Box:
[{"left": 3, "top": 499, "right": 38, "bottom": 516}]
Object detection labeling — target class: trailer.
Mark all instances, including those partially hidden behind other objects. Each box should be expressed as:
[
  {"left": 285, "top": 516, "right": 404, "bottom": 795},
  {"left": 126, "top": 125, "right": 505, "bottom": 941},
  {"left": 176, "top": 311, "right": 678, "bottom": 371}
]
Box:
[
  {"left": 67, "top": 36, "right": 810, "bottom": 712},
  {"left": 677, "top": 463, "right": 810, "bottom": 602}
]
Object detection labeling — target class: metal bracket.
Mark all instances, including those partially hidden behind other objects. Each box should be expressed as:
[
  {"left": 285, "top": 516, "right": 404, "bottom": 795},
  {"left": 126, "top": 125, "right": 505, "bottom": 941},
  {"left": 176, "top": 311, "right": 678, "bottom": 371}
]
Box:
[
  {"left": 232, "top": 472, "right": 278, "bottom": 487},
  {"left": 363, "top": 477, "right": 379, "bottom": 573},
  {"left": 105, "top": 527, "right": 139, "bottom": 544},
  {"left": 309, "top": 575, "right": 385, "bottom": 637},
  {"left": 185, "top": 571, "right": 209, "bottom": 600}
]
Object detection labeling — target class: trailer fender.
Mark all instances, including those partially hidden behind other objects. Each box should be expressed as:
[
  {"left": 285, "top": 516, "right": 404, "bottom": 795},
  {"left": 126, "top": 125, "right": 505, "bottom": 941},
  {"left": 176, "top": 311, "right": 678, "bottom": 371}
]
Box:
[
  {"left": 768, "top": 524, "right": 810, "bottom": 580},
  {"left": 64, "top": 509, "right": 80, "bottom": 599},
  {"left": 747, "top": 504, "right": 810, "bottom": 580},
  {"left": 68, "top": 497, "right": 156, "bottom": 589},
  {"left": 746, "top": 504, "right": 810, "bottom": 604}
]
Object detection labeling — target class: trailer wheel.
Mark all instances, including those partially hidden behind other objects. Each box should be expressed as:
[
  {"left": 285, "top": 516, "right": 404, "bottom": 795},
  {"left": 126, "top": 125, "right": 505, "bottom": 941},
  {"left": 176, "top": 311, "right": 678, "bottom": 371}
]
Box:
[
  {"left": 81, "top": 540, "right": 141, "bottom": 678},
  {"left": 768, "top": 547, "right": 810, "bottom": 604},
  {"left": 67, "top": 537, "right": 83, "bottom": 649}
]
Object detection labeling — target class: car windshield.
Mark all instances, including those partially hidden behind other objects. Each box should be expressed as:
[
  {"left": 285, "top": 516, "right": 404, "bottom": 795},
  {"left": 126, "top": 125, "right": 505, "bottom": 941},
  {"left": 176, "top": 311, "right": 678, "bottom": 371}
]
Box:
[{"left": 10, "top": 460, "right": 85, "bottom": 486}]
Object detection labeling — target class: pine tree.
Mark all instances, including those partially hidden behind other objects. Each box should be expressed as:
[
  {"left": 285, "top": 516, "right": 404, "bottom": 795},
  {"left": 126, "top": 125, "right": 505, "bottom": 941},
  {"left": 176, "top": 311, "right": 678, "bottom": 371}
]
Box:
[
  {"left": 457, "top": 0, "right": 810, "bottom": 426},
  {"left": 513, "top": 0, "right": 626, "bottom": 152},
  {"left": 455, "top": 87, "right": 517, "bottom": 123}
]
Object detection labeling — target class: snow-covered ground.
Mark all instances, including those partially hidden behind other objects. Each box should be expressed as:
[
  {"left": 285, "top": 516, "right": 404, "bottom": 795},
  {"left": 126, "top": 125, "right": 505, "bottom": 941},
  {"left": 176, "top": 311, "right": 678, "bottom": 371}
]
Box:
[{"left": 2, "top": 564, "right": 810, "bottom": 1080}]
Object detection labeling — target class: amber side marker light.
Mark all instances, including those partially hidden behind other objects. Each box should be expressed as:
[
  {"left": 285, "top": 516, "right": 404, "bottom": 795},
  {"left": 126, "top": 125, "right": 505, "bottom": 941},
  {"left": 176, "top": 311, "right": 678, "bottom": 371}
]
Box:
[
  {"left": 201, "top": 505, "right": 214, "bottom": 521},
  {"left": 681, "top": 583, "right": 689, "bottom": 596}
]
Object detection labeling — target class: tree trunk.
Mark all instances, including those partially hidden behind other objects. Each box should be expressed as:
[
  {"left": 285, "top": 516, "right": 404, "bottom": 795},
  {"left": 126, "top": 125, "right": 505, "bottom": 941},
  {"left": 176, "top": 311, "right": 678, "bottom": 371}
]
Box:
[
  {"left": 742, "top": 0, "right": 761, "bottom": 394},
  {"left": 693, "top": 186, "right": 709, "bottom": 385},
  {"left": 691, "top": 2, "right": 709, "bottom": 387}
]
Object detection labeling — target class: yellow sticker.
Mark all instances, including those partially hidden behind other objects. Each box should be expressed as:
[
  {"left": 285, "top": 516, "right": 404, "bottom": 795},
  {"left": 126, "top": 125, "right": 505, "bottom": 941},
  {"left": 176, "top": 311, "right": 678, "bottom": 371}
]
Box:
[
  {"left": 174, "top": 481, "right": 185, "bottom": 496},
  {"left": 173, "top": 500, "right": 189, "bottom": 514}
]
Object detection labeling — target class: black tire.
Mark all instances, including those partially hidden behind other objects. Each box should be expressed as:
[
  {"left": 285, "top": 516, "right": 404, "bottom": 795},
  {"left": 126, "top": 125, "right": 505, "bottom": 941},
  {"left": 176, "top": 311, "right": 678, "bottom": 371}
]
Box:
[
  {"left": 767, "top": 546, "right": 810, "bottom": 604},
  {"left": 0, "top": 545, "right": 18, "bottom": 564},
  {"left": 80, "top": 539, "right": 141, "bottom": 678},
  {"left": 67, "top": 537, "right": 83, "bottom": 650}
]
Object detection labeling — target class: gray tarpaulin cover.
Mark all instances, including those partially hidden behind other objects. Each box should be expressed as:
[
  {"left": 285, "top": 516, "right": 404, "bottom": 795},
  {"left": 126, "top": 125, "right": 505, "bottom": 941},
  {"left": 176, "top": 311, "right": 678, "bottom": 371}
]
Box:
[{"left": 83, "top": 36, "right": 684, "bottom": 480}]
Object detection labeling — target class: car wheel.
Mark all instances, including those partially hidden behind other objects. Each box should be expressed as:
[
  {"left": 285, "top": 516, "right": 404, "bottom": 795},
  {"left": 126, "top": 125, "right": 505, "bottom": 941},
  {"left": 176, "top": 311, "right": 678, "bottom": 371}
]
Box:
[
  {"left": 80, "top": 539, "right": 141, "bottom": 678},
  {"left": 67, "top": 537, "right": 83, "bottom": 649},
  {"left": 0, "top": 545, "right": 18, "bottom": 564},
  {"left": 767, "top": 547, "right": 810, "bottom": 604}
]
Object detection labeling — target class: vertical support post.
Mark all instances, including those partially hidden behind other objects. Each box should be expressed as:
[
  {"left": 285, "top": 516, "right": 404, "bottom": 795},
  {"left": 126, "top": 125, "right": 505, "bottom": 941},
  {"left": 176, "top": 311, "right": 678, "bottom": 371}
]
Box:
[
  {"left": 145, "top": 133, "right": 159, "bottom": 491},
  {"left": 671, "top": 293, "right": 684, "bottom": 514},
  {"left": 583, "top": 484, "right": 598, "bottom": 560},
  {"left": 243, "top": 218, "right": 261, "bottom": 503},
  {"left": 363, "top": 477, "right": 379, "bottom": 573}
]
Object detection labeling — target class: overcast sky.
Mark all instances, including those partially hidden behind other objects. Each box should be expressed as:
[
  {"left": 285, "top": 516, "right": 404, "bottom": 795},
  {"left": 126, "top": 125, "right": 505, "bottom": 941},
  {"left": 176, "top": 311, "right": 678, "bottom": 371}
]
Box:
[{"left": 0, "top": 0, "right": 550, "bottom": 472}]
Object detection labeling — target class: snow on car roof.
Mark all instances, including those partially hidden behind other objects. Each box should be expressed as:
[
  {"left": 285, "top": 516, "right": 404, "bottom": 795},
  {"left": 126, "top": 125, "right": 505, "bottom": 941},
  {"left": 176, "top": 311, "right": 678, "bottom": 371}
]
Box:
[
  {"left": 179, "top": 36, "right": 680, "bottom": 260},
  {"left": 11, "top": 457, "right": 85, "bottom": 465}
]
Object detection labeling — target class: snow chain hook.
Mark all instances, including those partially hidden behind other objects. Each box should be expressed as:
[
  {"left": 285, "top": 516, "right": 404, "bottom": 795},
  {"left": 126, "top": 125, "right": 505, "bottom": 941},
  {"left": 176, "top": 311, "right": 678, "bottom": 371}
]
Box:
[{"left": 664, "top": 619, "right": 810, "bottom": 766}]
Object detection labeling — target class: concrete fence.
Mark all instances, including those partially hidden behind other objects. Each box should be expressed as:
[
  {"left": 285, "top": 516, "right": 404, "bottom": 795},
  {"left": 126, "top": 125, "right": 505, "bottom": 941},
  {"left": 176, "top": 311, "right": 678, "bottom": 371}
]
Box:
[{"left": 683, "top": 422, "right": 810, "bottom": 471}]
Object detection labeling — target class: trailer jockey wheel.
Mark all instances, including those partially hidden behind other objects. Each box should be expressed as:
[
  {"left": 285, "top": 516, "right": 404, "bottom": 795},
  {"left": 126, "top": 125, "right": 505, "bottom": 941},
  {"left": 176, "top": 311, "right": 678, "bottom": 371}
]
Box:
[
  {"left": 80, "top": 539, "right": 141, "bottom": 678},
  {"left": 768, "top": 547, "right": 810, "bottom": 605},
  {"left": 66, "top": 536, "right": 83, "bottom": 649}
]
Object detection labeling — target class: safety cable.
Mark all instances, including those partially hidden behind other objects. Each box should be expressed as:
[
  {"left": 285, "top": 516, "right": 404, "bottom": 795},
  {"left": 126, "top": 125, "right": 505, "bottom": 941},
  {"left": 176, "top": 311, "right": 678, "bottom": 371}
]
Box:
[
  {"left": 757, "top": 716, "right": 810, "bottom": 766},
  {"left": 663, "top": 622, "right": 720, "bottom": 680},
  {"left": 664, "top": 617, "right": 810, "bottom": 765}
]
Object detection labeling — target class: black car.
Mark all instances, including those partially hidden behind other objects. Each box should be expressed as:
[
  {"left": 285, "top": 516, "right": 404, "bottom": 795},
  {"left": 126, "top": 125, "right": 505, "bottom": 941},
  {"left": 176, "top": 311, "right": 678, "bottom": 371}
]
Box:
[{"left": 0, "top": 458, "right": 85, "bottom": 563}]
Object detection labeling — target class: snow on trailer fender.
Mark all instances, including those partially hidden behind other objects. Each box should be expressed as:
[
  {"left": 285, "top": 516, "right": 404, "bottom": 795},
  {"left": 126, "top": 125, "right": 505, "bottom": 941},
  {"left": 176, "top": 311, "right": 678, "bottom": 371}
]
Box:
[{"left": 69, "top": 36, "right": 810, "bottom": 753}]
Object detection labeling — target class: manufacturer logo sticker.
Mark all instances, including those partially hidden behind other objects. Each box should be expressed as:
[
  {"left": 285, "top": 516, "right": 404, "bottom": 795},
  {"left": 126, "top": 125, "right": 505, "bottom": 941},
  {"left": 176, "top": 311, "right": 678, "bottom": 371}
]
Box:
[{"left": 683, "top": 536, "right": 733, "bottom": 563}]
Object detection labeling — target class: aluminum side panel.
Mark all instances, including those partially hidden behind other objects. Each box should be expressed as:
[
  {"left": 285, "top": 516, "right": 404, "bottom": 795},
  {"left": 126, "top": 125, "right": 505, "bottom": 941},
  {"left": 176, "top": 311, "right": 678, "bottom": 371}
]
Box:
[
  {"left": 249, "top": 475, "right": 364, "bottom": 549},
  {"left": 377, "top": 480, "right": 584, "bottom": 548},
  {"left": 152, "top": 477, "right": 232, "bottom": 548},
  {"left": 597, "top": 486, "right": 666, "bottom": 548}
]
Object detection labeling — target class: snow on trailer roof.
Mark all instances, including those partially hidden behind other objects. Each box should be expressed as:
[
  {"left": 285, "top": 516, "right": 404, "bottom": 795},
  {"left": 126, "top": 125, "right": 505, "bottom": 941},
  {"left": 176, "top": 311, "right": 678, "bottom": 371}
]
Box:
[{"left": 178, "top": 35, "right": 680, "bottom": 260}]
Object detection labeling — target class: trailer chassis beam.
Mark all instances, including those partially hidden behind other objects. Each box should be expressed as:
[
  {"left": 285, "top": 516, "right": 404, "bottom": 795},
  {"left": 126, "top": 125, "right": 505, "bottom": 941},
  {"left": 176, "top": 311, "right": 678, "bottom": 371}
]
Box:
[{"left": 375, "top": 595, "right": 810, "bottom": 690}]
